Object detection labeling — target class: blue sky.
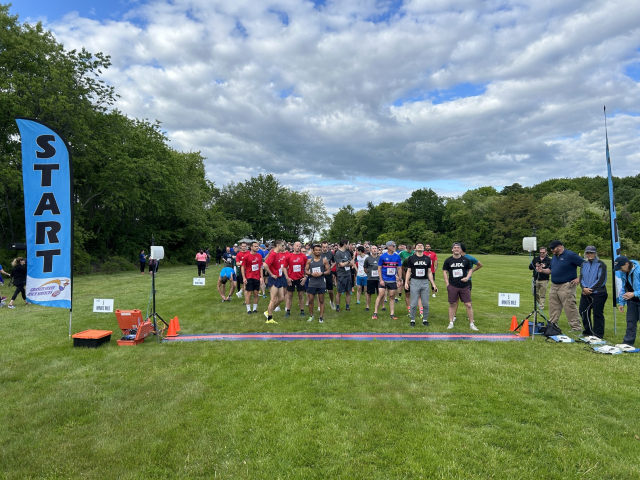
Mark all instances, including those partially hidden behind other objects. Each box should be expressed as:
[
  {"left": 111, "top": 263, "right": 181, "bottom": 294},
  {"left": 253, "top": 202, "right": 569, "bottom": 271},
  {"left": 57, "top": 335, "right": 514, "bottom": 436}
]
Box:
[{"left": 11, "top": 0, "right": 640, "bottom": 212}]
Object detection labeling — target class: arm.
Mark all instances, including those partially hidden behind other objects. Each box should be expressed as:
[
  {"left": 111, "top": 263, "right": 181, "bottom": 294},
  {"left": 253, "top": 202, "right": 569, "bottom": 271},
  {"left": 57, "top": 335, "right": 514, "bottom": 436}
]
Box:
[
  {"left": 323, "top": 258, "right": 331, "bottom": 276},
  {"left": 428, "top": 269, "right": 438, "bottom": 291},
  {"left": 443, "top": 269, "right": 450, "bottom": 287},
  {"left": 305, "top": 259, "right": 311, "bottom": 276},
  {"left": 241, "top": 264, "right": 247, "bottom": 284},
  {"left": 472, "top": 261, "right": 483, "bottom": 272},
  {"left": 378, "top": 265, "right": 384, "bottom": 285}
]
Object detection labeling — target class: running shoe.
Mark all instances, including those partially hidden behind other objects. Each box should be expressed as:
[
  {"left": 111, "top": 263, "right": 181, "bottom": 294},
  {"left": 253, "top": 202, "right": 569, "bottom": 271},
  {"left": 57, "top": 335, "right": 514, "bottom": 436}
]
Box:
[
  {"left": 307, "top": 316, "right": 314, "bottom": 322},
  {"left": 345, "top": 306, "right": 350, "bottom": 311},
  {"left": 266, "top": 319, "right": 278, "bottom": 324},
  {"left": 247, "top": 311, "right": 252, "bottom": 315},
  {"left": 284, "top": 311, "right": 291, "bottom": 318},
  {"left": 470, "top": 323, "right": 479, "bottom": 331},
  {"left": 8, "top": 305, "right": 15, "bottom": 309},
  {"left": 335, "top": 306, "right": 340, "bottom": 312},
  {"left": 453, "top": 316, "right": 457, "bottom": 322},
  {"left": 381, "top": 307, "right": 386, "bottom": 311},
  {"left": 365, "top": 307, "right": 369, "bottom": 312},
  {"left": 253, "top": 310, "right": 258, "bottom": 314},
  {"left": 423, "top": 320, "right": 429, "bottom": 326},
  {"left": 432, "top": 294, "right": 436, "bottom": 298},
  {"left": 447, "top": 322, "right": 454, "bottom": 329},
  {"left": 264, "top": 311, "right": 269, "bottom": 319},
  {"left": 390, "top": 315, "right": 398, "bottom": 320},
  {"left": 300, "top": 311, "right": 306, "bottom": 316},
  {"left": 274, "top": 306, "right": 281, "bottom": 312},
  {"left": 410, "top": 321, "right": 415, "bottom": 327},
  {"left": 319, "top": 318, "right": 324, "bottom": 323},
  {"left": 372, "top": 313, "right": 378, "bottom": 320}
]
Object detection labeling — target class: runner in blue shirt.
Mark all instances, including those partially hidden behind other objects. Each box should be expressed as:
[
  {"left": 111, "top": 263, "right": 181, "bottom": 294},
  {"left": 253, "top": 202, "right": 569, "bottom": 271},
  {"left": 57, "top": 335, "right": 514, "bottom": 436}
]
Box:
[
  {"left": 218, "top": 267, "right": 237, "bottom": 301},
  {"left": 372, "top": 241, "right": 402, "bottom": 320}
]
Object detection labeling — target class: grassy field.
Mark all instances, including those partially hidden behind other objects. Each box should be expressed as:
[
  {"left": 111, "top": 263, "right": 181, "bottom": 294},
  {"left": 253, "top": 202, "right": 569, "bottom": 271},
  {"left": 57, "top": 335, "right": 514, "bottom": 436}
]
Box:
[{"left": 1, "top": 255, "right": 639, "bottom": 479}]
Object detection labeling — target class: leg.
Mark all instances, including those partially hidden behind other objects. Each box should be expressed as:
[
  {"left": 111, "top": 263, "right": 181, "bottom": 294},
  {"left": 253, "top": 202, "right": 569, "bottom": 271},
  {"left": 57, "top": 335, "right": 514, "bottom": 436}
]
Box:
[
  {"left": 578, "top": 295, "right": 593, "bottom": 335},
  {"left": 268, "top": 285, "right": 279, "bottom": 315},
  {"left": 591, "top": 294, "right": 607, "bottom": 338},
  {"left": 298, "top": 289, "right": 305, "bottom": 312},
  {"left": 419, "top": 282, "right": 430, "bottom": 322},
  {"left": 623, "top": 302, "right": 640, "bottom": 346},
  {"left": 318, "top": 293, "right": 325, "bottom": 318},
  {"left": 560, "top": 282, "right": 581, "bottom": 330},
  {"left": 464, "top": 302, "right": 474, "bottom": 324},
  {"left": 409, "top": 282, "right": 420, "bottom": 322},
  {"left": 374, "top": 287, "right": 386, "bottom": 314},
  {"left": 285, "top": 289, "right": 293, "bottom": 311},
  {"left": 448, "top": 303, "right": 457, "bottom": 323},
  {"left": 547, "top": 283, "right": 561, "bottom": 324},
  {"left": 388, "top": 289, "right": 396, "bottom": 315},
  {"left": 308, "top": 293, "right": 315, "bottom": 316},
  {"left": 536, "top": 280, "right": 548, "bottom": 310}
]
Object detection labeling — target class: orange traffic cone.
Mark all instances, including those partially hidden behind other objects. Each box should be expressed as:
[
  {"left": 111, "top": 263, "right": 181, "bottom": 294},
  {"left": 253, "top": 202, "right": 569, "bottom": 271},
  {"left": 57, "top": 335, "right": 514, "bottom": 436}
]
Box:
[
  {"left": 173, "top": 316, "right": 181, "bottom": 332},
  {"left": 519, "top": 320, "right": 530, "bottom": 337},
  {"left": 510, "top": 316, "right": 518, "bottom": 332},
  {"left": 166, "top": 318, "right": 178, "bottom": 337}
]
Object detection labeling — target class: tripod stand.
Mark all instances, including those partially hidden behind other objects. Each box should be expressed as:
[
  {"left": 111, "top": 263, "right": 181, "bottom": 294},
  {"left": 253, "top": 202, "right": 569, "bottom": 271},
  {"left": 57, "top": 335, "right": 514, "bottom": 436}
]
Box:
[
  {"left": 149, "top": 236, "right": 168, "bottom": 341},
  {"left": 516, "top": 251, "right": 549, "bottom": 340}
]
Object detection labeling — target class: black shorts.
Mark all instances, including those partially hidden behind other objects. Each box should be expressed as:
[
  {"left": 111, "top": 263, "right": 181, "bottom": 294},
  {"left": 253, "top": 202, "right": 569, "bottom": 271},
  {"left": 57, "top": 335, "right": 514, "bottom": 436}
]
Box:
[
  {"left": 245, "top": 278, "right": 261, "bottom": 292},
  {"left": 366, "top": 279, "right": 379, "bottom": 295},
  {"left": 287, "top": 279, "right": 306, "bottom": 292},
  {"left": 380, "top": 281, "right": 398, "bottom": 291},
  {"left": 307, "top": 286, "right": 326, "bottom": 295},
  {"left": 324, "top": 274, "right": 334, "bottom": 290},
  {"left": 337, "top": 275, "right": 353, "bottom": 294}
]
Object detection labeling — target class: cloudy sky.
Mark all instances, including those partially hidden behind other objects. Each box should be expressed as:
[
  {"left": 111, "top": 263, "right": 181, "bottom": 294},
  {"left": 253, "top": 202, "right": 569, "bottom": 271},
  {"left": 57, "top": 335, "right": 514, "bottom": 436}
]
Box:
[{"left": 14, "top": 0, "right": 640, "bottom": 212}]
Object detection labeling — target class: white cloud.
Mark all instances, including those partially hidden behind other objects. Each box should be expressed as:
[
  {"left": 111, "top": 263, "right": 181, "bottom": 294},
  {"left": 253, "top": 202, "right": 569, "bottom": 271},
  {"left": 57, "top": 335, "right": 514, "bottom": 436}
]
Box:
[{"left": 37, "top": 0, "right": 640, "bottom": 211}]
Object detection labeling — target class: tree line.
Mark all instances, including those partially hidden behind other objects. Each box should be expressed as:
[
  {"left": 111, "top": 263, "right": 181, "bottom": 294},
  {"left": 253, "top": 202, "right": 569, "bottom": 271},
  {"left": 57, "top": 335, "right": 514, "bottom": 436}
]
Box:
[{"left": 326, "top": 177, "right": 640, "bottom": 257}]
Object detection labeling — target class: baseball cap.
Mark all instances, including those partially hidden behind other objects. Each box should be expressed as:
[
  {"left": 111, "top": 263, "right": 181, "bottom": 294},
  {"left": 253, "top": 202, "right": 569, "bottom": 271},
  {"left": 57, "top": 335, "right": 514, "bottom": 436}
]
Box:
[
  {"left": 260, "top": 244, "right": 265, "bottom": 248},
  {"left": 452, "top": 242, "right": 461, "bottom": 248},
  {"left": 585, "top": 245, "right": 597, "bottom": 253},
  {"left": 614, "top": 256, "right": 630, "bottom": 271},
  {"left": 386, "top": 241, "right": 396, "bottom": 247},
  {"left": 548, "top": 240, "right": 563, "bottom": 250}
]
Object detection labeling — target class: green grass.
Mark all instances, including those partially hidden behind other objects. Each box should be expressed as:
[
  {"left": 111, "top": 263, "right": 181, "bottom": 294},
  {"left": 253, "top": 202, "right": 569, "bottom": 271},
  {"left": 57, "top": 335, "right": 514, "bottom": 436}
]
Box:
[{"left": 1, "top": 257, "right": 639, "bottom": 479}]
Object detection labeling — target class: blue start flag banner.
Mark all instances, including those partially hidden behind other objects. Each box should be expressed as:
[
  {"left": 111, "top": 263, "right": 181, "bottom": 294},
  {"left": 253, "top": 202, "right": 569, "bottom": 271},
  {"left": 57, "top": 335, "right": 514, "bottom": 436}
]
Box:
[
  {"left": 16, "top": 119, "right": 73, "bottom": 309},
  {"left": 604, "top": 108, "right": 621, "bottom": 306}
]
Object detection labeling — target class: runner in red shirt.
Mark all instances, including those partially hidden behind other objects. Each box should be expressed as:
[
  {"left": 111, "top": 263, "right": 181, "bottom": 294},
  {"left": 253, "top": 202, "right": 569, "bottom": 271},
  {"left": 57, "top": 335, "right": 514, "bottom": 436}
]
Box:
[
  {"left": 241, "top": 241, "right": 264, "bottom": 315},
  {"left": 285, "top": 241, "right": 308, "bottom": 317},
  {"left": 263, "top": 240, "right": 289, "bottom": 323}
]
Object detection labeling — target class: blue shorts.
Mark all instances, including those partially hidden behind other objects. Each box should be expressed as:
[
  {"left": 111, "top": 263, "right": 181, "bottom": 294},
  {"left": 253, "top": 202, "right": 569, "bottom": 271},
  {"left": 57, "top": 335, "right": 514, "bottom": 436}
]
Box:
[
  {"left": 356, "top": 276, "right": 367, "bottom": 287},
  {"left": 267, "top": 276, "right": 287, "bottom": 289}
]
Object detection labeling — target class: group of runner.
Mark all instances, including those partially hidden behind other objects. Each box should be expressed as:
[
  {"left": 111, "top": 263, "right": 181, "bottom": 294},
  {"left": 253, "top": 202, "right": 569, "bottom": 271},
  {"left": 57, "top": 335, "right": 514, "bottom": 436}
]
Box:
[{"left": 216, "top": 239, "right": 483, "bottom": 329}]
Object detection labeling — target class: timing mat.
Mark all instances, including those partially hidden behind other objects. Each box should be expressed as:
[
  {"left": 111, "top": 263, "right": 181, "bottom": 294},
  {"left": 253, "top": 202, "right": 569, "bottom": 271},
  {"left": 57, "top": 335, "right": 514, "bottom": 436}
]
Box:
[{"left": 163, "top": 332, "right": 526, "bottom": 342}]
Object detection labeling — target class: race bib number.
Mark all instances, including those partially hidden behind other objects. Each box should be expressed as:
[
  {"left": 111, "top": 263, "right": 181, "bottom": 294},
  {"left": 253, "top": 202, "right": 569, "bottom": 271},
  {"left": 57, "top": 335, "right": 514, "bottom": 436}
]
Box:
[
  {"left": 293, "top": 265, "right": 302, "bottom": 273},
  {"left": 372, "top": 270, "right": 379, "bottom": 277},
  {"left": 453, "top": 269, "right": 463, "bottom": 278},
  {"left": 252, "top": 264, "right": 259, "bottom": 271},
  {"left": 416, "top": 268, "right": 425, "bottom": 277},
  {"left": 278, "top": 268, "right": 282, "bottom": 276},
  {"left": 344, "top": 266, "right": 350, "bottom": 271},
  {"left": 312, "top": 267, "right": 321, "bottom": 274},
  {"left": 387, "top": 267, "right": 396, "bottom": 276}
]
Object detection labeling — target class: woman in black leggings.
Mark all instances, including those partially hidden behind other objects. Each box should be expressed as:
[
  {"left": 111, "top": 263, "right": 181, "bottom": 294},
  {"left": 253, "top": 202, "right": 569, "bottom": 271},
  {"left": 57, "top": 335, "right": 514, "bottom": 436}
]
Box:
[{"left": 8, "top": 257, "right": 27, "bottom": 309}]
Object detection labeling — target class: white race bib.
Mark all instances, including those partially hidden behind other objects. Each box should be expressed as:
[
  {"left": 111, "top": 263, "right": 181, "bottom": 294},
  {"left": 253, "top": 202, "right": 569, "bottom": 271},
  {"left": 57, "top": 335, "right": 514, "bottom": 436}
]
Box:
[
  {"left": 252, "top": 264, "right": 259, "bottom": 271},
  {"left": 312, "top": 267, "right": 321, "bottom": 274},
  {"left": 416, "top": 268, "right": 425, "bottom": 277},
  {"left": 453, "top": 269, "right": 463, "bottom": 278},
  {"left": 293, "top": 265, "right": 301, "bottom": 272},
  {"left": 387, "top": 267, "right": 396, "bottom": 276},
  {"left": 372, "top": 270, "right": 379, "bottom": 277},
  {"left": 344, "top": 266, "right": 350, "bottom": 271},
  {"left": 278, "top": 268, "right": 283, "bottom": 276}
]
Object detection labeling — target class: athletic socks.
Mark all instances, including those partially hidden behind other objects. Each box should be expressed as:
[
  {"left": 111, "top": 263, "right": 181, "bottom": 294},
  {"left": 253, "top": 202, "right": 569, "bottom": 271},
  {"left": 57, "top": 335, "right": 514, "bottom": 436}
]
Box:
[
  {"left": 246, "top": 304, "right": 251, "bottom": 312},
  {"left": 253, "top": 304, "right": 258, "bottom": 310}
]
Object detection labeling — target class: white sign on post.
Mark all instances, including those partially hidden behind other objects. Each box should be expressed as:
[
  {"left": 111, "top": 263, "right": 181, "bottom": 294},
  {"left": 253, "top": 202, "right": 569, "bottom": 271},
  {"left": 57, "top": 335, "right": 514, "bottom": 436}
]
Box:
[
  {"left": 93, "top": 299, "right": 114, "bottom": 313},
  {"left": 498, "top": 293, "right": 520, "bottom": 307},
  {"left": 193, "top": 278, "right": 206, "bottom": 286}
]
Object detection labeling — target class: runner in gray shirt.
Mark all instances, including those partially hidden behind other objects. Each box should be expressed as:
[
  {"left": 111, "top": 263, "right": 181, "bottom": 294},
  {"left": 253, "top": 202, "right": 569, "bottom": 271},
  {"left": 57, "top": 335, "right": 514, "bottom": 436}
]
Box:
[
  {"left": 363, "top": 246, "right": 380, "bottom": 311},
  {"left": 334, "top": 239, "right": 354, "bottom": 312}
]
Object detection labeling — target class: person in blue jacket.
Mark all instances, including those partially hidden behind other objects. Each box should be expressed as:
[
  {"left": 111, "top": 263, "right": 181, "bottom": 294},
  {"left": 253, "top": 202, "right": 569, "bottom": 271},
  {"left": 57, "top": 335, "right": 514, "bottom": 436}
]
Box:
[
  {"left": 615, "top": 255, "right": 640, "bottom": 347},
  {"left": 578, "top": 246, "right": 607, "bottom": 338}
]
